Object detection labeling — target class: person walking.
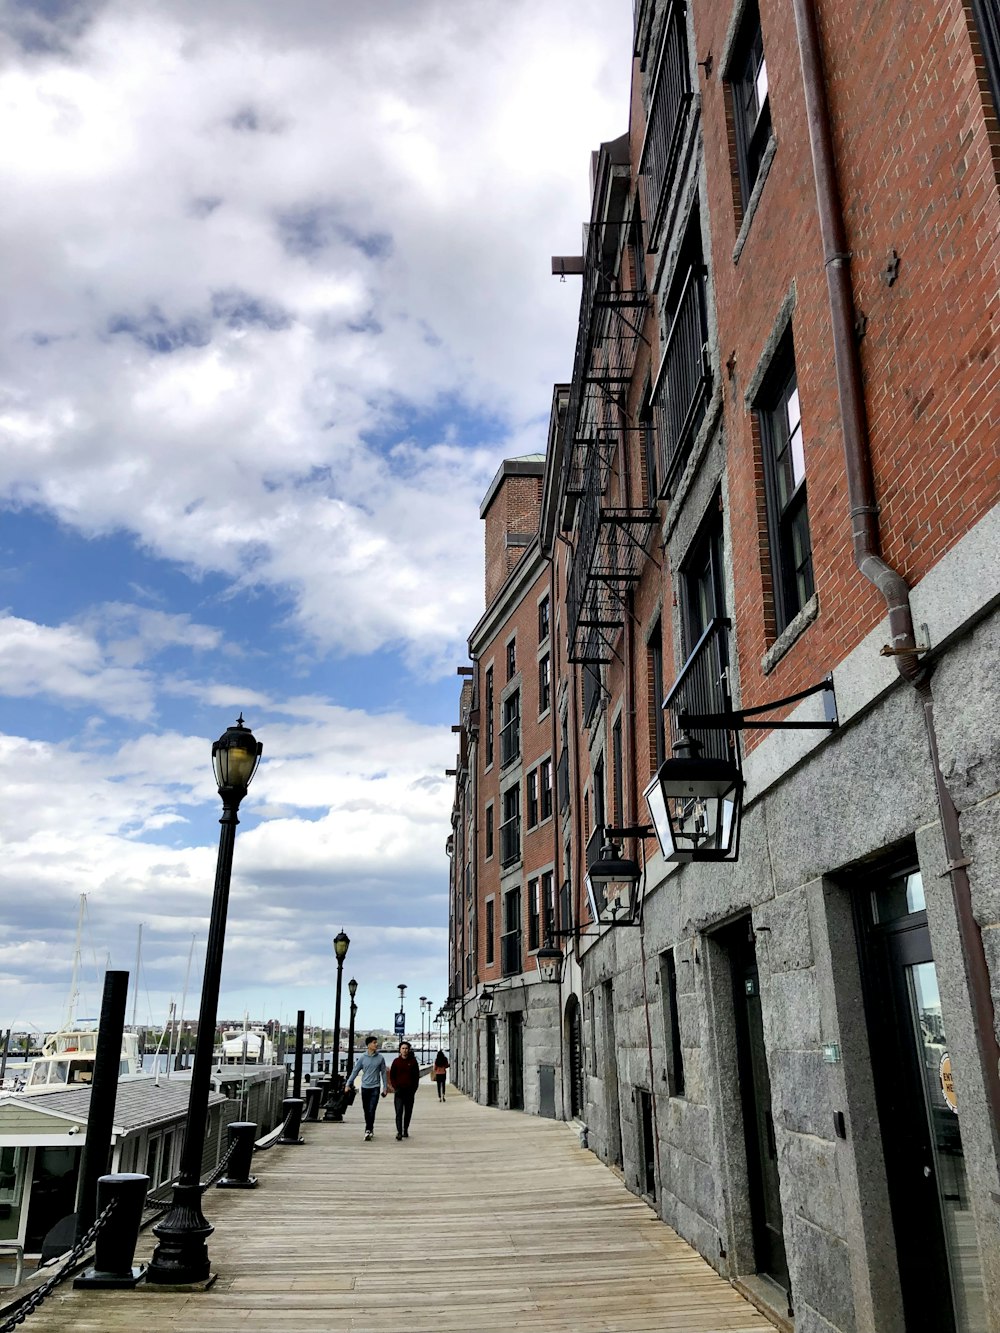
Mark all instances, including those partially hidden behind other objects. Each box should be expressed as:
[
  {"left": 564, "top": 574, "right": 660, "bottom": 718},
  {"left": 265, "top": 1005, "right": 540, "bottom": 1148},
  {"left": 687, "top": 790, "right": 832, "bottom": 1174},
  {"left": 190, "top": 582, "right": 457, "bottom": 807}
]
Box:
[
  {"left": 432, "top": 1049, "right": 450, "bottom": 1101},
  {"left": 345, "top": 1035, "right": 388, "bottom": 1140},
  {"left": 388, "top": 1040, "right": 421, "bottom": 1140}
]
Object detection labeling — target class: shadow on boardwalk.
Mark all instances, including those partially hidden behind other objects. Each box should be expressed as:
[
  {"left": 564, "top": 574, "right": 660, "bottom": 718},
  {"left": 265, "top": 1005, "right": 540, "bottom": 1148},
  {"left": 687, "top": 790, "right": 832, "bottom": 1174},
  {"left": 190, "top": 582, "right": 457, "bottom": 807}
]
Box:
[{"left": 18, "top": 1089, "right": 772, "bottom": 1332}]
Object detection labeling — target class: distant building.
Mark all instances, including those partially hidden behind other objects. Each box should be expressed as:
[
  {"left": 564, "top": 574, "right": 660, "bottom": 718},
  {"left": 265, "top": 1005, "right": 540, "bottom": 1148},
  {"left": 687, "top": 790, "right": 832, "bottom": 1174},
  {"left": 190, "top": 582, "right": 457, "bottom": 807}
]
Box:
[{"left": 446, "top": 3, "right": 1000, "bottom": 1330}]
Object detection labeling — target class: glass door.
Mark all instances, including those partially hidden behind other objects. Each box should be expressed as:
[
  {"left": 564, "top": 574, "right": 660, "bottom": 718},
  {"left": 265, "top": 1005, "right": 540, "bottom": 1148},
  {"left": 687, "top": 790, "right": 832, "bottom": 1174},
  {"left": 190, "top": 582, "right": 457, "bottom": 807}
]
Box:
[{"left": 860, "top": 865, "right": 987, "bottom": 1332}]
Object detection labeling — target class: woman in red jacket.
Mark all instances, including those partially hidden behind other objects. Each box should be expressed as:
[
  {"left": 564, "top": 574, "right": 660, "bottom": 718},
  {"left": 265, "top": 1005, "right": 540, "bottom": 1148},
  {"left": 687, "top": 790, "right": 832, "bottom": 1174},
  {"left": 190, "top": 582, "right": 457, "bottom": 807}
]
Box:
[
  {"left": 388, "top": 1041, "right": 422, "bottom": 1140},
  {"left": 432, "top": 1049, "right": 450, "bottom": 1102}
]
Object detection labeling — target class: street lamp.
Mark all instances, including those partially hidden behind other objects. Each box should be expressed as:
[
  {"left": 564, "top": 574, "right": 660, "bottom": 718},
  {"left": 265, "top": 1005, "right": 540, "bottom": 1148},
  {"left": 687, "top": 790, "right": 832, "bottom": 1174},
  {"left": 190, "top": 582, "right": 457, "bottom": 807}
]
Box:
[
  {"left": 643, "top": 736, "right": 743, "bottom": 863},
  {"left": 535, "top": 942, "right": 565, "bottom": 984},
  {"left": 347, "top": 978, "right": 358, "bottom": 1074},
  {"left": 585, "top": 829, "right": 646, "bottom": 928},
  {"left": 477, "top": 986, "right": 495, "bottom": 1017},
  {"left": 147, "top": 715, "right": 262, "bottom": 1285},
  {"left": 419, "top": 995, "right": 427, "bottom": 1062},
  {"left": 397, "top": 983, "right": 406, "bottom": 1042},
  {"left": 324, "top": 930, "right": 350, "bottom": 1120}
]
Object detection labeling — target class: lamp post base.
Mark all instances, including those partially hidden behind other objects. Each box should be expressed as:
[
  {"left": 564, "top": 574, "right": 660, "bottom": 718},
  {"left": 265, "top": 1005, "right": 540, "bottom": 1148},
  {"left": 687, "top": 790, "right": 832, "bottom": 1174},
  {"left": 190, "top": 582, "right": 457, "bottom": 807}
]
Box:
[{"left": 145, "top": 1183, "right": 214, "bottom": 1286}]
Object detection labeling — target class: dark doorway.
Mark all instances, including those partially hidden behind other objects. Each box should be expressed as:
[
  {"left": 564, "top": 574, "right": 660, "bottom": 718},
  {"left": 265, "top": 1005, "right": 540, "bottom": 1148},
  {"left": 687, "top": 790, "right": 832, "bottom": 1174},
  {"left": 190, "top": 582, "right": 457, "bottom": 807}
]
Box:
[
  {"left": 539, "top": 1064, "right": 556, "bottom": 1119},
  {"left": 638, "top": 1089, "right": 656, "bottom": 1198},
  {"left": 567, "top": 995, "right": 584, "bottom": 1119},
  {"left": 508, "top": 1012, "right": 524, "bottom": 1110},
  {"left": 24, "top": 1147, "right": 80, "bottom": 1254},
  {"left": 723, "top": 920, "right": 789, "bottom": 1294},
  {"left": 486, "top": 1015, "right": 499, "bottom": 1107},
  {"left": 857, "top": 863, "right": 986, "bottom": 1332},
  {"left": 602, "top": 979, "right": 623, "bottom": 1168}
]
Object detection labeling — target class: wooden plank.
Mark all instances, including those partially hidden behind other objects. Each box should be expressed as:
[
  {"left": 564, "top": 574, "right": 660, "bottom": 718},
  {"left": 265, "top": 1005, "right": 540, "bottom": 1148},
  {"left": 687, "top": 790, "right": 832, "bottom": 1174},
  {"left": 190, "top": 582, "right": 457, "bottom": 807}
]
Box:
[{"left": 16, "top": 1090, "right": 774, "bottom": 1331}]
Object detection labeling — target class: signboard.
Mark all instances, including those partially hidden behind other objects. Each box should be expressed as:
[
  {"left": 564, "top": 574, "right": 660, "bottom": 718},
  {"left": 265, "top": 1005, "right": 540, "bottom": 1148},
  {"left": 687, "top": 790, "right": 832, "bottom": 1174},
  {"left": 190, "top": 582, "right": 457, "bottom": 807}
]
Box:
[
  {"left": 940, "top": 1052, "right": 958, "bottom": 1114},
  {"left": 394, "top": 1011, "right": 405, "bottom": 1036}
]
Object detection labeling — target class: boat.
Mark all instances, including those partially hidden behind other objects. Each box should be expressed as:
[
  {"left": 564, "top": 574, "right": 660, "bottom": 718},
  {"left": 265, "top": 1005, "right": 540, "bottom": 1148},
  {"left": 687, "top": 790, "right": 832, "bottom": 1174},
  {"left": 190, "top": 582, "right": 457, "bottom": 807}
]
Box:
[
  {"left": 20, "top": 1023, "right": 144, "bottom": 1095},
  {"left": 220, "top": 1025, "right": 275, "bottom": 1065}
]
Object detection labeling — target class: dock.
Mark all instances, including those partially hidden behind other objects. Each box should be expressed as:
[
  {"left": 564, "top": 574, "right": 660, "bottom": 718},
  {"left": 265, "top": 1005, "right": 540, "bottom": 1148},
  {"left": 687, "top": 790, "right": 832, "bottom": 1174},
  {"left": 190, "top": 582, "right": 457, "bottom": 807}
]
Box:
[{"left": 16, "top": 1089, "right": 773, "bottom": 1331}]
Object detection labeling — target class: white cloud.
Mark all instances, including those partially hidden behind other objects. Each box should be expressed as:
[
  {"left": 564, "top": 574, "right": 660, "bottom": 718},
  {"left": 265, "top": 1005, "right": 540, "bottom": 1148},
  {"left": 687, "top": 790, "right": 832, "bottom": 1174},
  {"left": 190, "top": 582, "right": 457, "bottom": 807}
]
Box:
[{"left": 0, "top": 0, "right": 631, "bottom": 668}]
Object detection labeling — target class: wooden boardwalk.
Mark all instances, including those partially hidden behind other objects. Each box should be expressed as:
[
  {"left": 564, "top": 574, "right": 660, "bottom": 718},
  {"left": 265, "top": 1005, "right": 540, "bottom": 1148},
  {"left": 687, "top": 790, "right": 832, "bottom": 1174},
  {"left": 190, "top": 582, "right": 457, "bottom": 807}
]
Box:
[{"left": 21, "top": 1089, "right": 772, "bottom": 1332}]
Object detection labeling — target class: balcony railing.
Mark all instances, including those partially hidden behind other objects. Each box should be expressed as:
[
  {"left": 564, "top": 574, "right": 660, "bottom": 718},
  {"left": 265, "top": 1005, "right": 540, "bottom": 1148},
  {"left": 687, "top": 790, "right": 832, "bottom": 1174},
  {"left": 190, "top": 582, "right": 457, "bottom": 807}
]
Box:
[
  {"left": 499, "top": 714, "right": 520, "bottom": 769},
  {"left": 663, "top": 617, "right": 735, "bottom": 764},
  {"left": 654, "top": 263, "right": 711, "bottom": 496},
  {"left": 501, "top": 929, "right": 522, "bottom": 978},
  {"left": 500, "top": 814, "right": 521, "bottom": 869},
  {"left": 640, "top": 0, "right": 693, "bottom": 248}
]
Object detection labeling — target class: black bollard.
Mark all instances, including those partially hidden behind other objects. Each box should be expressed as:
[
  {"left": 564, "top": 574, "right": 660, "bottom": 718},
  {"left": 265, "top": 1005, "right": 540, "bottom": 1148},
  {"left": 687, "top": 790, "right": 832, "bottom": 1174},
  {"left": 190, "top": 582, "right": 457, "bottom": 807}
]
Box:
[
  {"left": 304, "top": 1085, "right": 322, "bottom": 1121},
  {"left": 216, "top": 1122, "right": 258, "bottom": 1189},
  {"left": 73, "top": 1173, "right": 149, "bottom": 1288},
  {"left": 76, "top": 971, "right": 130, "bottom": 1240},
  {"left": 276, "top": 1097, "right": 304, "bottom": 1145},
  {"left": 292, "top": 1009, "right": 305, "bottom": 1101}
]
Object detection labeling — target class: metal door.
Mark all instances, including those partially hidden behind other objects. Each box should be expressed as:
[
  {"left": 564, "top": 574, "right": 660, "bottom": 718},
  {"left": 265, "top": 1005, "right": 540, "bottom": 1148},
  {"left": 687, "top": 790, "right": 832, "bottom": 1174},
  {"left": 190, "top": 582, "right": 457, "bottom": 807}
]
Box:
[
  {"left": 539, "top": 1063, "right": 556, "bottom": 1118},
  {"left": 486, "top": 1015, "right": 499, "bottom": 1107}
]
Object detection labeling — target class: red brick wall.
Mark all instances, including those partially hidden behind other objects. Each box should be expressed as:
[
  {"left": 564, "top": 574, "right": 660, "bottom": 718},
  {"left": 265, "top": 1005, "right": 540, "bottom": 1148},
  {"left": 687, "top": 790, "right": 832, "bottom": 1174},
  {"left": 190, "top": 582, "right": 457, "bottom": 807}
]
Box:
[{"left": 484, "top": 474, "right": 544, "bottom": 607}]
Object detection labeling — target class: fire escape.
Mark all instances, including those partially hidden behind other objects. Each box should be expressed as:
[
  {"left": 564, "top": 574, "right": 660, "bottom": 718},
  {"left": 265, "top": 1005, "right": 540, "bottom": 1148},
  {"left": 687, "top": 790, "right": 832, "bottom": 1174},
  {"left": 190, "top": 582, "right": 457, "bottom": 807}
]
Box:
[{"left": 563, "top": 202, "right": 657, "bottom": 666}]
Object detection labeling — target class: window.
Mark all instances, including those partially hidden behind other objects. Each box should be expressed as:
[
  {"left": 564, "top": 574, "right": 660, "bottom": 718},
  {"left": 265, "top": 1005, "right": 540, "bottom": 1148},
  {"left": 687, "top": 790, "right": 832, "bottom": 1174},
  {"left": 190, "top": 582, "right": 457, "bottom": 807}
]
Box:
[
  {"left": 485, "top": 803, "right": 494, "bottom": 859},
  {"left": 485, "top": 898, "right": 495, "bottom": 965},
  {"left": 543, "top": 871, "right": 555, "bottom": 943},
  {"left": 527, "top": 769, "right": 539, "bottom": 829},
  {"left": 538, "top": 653, "right": 551, "bottom": 715},
  {"left": 506, "top": 638, "right": 516, "bottom": 681},
  {"left": 970, "top": 0, "right": 1000, "bottom": 120},
  {"left": 501, "top": 690, "right": 520, "bottom": 768},
  {"left": 582, "top": 663, "right": 601, "bottom": 725},
  {"left": 500, "top": 785, "right": 520, "bottom": 868},
  {"left": 648, "top": 621, "right": 665, "bottom": 773},
  {"left": 728, "top": 0, "right": 772, "bottom": 209},
  {"left": 653, "top": 213, "right": 710, "bottom": 494},
  {"left": 528, "top": 878, "right": 540, "bottom": 951},
  {"left": 759, "top": 342, "right": 814, "bottom": 633},
  {"left": 502, "top": 887, "right": 522, "bottom": 975},
  {"left": 612, "top": 718, "right": 624, "bottom": 827},
  {"left": 538, "top": 596, "right": 550, "bottom": 643},
  {"left": 485, "top": 666, "right": 494, "bottom": 767},
  {"left": 640, "top": 397, "right": 658, "bottom": 505},
  {"left": 682, "top": 501, "right": 726, "bottom": 651},
  {"left": 539, "top": 758, "right": 553, "bottom": 822},
  {"left": 660, "top": 949, "right": 685, "bottom": 1096},
  {"left": 593, "top": 755, "right": 606, "bottom": 833},
  {"left": 630, "top": 210, "right": 647, "bottom": 296},
  {"left": 559, "top": 877, "right": 573, "bottom": 937}
]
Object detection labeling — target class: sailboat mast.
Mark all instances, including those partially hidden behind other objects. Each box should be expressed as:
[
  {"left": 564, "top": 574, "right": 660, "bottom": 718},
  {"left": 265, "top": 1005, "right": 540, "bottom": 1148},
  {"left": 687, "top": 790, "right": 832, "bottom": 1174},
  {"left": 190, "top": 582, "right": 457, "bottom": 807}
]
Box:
[
  {"left": 63, "top": 894, "right": 86, "bottom": 1030},
  {"left": 130, "top": 923, "right": 143, "bottom": 1028}
]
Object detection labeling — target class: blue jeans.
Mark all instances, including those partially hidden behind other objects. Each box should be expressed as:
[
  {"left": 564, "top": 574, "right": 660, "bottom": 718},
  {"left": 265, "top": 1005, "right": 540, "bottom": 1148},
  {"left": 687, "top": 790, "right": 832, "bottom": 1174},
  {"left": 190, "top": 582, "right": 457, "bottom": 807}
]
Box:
[{"left": 361, "top": 1086, "right": 381, "bottom": 1132}]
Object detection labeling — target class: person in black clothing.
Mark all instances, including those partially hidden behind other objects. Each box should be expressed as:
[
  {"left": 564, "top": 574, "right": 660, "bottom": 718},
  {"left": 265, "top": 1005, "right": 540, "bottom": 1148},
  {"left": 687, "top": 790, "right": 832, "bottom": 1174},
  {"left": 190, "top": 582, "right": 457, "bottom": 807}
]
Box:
[
  {"left": 389, "top": 1041, "right": 421, "bottom": 1139},
  {"left": 432, "top": 1049, "right": 450, "bottom": 1101}
]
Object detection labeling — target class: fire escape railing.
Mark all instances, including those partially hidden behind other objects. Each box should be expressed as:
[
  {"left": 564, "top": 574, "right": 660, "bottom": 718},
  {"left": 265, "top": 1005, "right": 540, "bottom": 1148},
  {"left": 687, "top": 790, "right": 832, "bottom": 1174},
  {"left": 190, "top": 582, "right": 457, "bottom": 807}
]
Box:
[
  {"left": 663, "top": 617, "right": 736, "bottom": 765},
  {"left": 639, "top": 0, "right": 693, "bottom": 250}
]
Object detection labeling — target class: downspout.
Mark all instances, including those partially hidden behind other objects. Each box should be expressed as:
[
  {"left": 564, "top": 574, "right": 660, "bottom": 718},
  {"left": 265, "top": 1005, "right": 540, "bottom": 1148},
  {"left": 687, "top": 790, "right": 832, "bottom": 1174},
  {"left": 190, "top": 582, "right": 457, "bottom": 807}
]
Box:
[
  {"left": 559, "top": 531, "right": 588, "bottom": 971},
  {"left": 548, "top": 554, "right": 566, "bottom": 1111},
  {"left": 792, "top": 0, "right": 1000, "bottom": 1150}
]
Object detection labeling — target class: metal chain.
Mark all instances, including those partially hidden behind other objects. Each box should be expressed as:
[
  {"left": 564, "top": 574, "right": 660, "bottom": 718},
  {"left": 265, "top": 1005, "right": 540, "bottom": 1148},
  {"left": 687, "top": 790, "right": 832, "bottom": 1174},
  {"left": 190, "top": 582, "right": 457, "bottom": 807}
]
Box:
[
  {"left": 202, "top": 1133, "right": 240, "bottom": 1187},
  {"left": 253, "top": 1109, "right": 294, "bottom": 1152},
  {"left": 0, "top": 1198, "right": 118, "bottom": 1332}
]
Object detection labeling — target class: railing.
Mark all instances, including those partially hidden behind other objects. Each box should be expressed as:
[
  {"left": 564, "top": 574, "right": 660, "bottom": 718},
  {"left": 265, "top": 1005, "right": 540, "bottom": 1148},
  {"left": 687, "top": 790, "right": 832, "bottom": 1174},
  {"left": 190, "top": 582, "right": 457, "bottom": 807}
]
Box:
[
  {"left": 663, "top": 617, "right": 734, "bottom": 763},
  {"left": 640, "top": 0, "right": 693, "bottom": 247},
  {"left": 559, "top": 880, "right": 573, "bottom": 936},
  {"left": 0, "top": 1196, "right": 118, "bottom": 1331},
  {"left": 501, "top": 929, "right": 522, "bottom": 978},
  {"left": 654, "top": 263, "right": 711, "bottom": 496},
  {"left": 499, "top": 714, "right": 520, "bottom": 769},
  {"left": 500, "top": 814, "right": 521, "bottom": 869}
]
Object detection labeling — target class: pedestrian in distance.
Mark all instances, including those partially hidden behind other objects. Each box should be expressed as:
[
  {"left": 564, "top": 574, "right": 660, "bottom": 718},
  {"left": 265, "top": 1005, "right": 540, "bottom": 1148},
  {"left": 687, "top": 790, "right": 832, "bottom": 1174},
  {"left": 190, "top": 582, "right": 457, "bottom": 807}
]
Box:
[
  {"left": 345, "top": 1035, "right": 388, "bottom": 1140},
  {"left": 389, "top": 1040, "right": 422, "bottom": 1139},
  {"left": 432, "top": 1049, "right": 449, "bottom": 1101}
]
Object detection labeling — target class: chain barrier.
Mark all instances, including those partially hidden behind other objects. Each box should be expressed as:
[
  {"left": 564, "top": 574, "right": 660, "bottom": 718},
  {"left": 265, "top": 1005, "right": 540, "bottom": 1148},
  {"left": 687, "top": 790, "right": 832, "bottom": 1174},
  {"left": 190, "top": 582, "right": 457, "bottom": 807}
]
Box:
[
  {"left": 253, "top": 1110, "right": 293, "bottom": 1152},
  {"left": 0, "top": 1198, "right": 118, "bottom": 1332},
  {"left": 202, "top": 1134, "right": 240, "bottom": 1188}
]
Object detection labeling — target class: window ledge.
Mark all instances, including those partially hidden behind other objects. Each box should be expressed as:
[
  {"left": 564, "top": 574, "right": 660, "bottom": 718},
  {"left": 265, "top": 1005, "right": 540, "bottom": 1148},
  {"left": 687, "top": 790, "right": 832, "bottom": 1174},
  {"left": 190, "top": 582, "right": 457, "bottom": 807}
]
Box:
[
  {"left": 732, "top": 134, "right": 778, "bottom": 266},
  {"left": 761, "top": 592, "right": 819, "bottom": 675}
]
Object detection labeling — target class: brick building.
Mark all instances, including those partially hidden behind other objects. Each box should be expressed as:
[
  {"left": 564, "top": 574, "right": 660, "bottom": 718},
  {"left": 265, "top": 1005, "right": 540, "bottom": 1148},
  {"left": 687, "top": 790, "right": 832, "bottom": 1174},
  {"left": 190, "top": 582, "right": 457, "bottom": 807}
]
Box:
[{"left": 446, "top": 2, "right": 1000, "bottom": 1330}]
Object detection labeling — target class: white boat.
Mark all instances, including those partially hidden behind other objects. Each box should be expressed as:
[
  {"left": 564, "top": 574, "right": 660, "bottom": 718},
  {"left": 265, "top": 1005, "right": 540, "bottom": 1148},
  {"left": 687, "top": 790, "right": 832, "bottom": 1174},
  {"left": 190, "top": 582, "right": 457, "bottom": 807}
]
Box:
[
  {"left": 221, "top": 1025, "right": 274, "bottom": 1065},
  {"left": 20, "top": 1023, "right": 144, "bottom": 1095}
]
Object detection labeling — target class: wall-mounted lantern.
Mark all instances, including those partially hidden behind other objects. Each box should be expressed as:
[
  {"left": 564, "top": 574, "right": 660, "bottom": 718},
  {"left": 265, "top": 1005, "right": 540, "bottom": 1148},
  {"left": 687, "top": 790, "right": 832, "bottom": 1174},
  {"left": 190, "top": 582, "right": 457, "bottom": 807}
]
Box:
[{"left": 534, "top": 942, "right": 565, "bottom": 985}]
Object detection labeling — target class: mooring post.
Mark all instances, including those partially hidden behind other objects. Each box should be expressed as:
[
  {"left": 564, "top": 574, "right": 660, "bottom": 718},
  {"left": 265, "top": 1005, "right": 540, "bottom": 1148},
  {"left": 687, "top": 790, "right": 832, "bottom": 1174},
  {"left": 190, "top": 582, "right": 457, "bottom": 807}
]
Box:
[
  {"left": 73, "top": 1173, "right": 149, "bottom": 1289},
  {"left": 216, "top": 1121, "right": 258, "bottom": 1189},
  {"left": 277, "top": 1097, "right": 304, "bottom": 1145}
]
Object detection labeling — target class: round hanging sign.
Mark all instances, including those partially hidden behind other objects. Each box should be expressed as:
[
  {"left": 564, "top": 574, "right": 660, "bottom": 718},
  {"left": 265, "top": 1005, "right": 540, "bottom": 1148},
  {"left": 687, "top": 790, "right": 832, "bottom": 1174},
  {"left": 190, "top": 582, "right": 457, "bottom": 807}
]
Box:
[{"left": 939, "top": 1052, "right": 958, "bottom": 1114}]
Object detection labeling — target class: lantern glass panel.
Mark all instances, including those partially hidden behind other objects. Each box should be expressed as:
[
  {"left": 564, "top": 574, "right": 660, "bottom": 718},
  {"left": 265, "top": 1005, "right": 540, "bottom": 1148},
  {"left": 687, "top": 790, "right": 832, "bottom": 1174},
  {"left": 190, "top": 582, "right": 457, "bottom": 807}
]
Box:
[{"left": 585, "top": 869, "right": 637, "bottom": 926}]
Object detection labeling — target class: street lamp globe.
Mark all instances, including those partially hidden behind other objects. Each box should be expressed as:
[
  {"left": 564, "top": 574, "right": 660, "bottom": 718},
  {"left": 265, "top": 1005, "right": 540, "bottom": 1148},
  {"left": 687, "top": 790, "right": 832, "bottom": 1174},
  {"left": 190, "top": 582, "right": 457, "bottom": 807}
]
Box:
[
  {"left": 333, "top": 930, "right": 351, "bottom": 961},
  {"left": 348, "top": 977, "right": 358, "bottom": 1000},
  {"left": 211, "top": 715, "right": 263, "bottom": 793}
]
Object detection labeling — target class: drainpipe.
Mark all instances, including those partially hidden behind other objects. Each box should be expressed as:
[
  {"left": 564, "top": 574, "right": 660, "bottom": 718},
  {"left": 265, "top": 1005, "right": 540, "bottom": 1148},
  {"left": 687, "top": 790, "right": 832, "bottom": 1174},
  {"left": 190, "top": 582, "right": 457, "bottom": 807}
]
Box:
[
  {"left": 792, "top": 0, "right": 1000, "bottom": 1151},
  {"left": 548, "top": 556, "right": 567, "bottom": 1110}
]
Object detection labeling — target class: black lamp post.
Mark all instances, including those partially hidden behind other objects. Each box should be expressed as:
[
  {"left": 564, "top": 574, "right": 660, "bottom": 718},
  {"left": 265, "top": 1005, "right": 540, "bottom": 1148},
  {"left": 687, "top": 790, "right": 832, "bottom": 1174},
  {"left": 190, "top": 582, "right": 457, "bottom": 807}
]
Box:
[
  {"left": 419, "top": 995, "right": 427, "bottom": 1061},
  {"left": 347, "top": 977, "right": 358, "bottom": 1075},
  {"left": 397, "top": 982, "right": 406, "bottom": 1042},
  {"left": 147, "top": 715, "right": 262, "bottom": 1285},
  {"left": 322, "top": 930, "right": 350, "bottom": 1120}
]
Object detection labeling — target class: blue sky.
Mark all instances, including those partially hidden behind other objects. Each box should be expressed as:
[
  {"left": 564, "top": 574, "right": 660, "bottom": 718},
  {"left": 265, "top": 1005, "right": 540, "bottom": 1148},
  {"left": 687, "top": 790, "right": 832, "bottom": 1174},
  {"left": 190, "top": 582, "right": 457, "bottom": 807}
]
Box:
[{"left": 0, "top": 0, "right": 631, "bottom": 1039}]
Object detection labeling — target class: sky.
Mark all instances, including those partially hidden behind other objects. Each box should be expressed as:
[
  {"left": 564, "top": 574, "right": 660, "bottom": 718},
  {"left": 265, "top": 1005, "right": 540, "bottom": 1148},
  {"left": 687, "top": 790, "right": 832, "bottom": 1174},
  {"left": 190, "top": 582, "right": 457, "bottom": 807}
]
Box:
[{"left": 0, "top": 0, "right": 632, "bottom": 1042}]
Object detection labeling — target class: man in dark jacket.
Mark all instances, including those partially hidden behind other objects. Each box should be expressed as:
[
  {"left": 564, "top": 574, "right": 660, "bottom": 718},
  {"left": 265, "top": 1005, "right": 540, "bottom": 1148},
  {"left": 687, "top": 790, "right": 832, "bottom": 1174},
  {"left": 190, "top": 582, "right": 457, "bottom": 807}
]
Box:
[{"left": 389, "top": 1041, "right": 421, "bottom": 1140}]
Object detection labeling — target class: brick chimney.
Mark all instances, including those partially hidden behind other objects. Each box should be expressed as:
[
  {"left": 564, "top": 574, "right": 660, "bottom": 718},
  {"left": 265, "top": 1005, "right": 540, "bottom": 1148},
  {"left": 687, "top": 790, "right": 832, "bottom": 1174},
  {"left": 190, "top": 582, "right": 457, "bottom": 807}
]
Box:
[{"left": 480, "top": 455, "right": 545, "bottom": 608}]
